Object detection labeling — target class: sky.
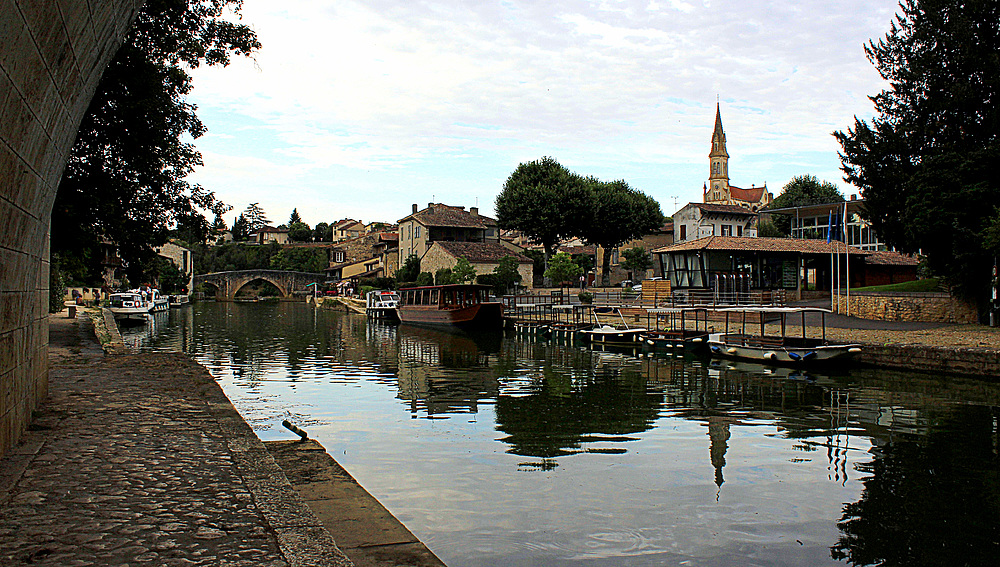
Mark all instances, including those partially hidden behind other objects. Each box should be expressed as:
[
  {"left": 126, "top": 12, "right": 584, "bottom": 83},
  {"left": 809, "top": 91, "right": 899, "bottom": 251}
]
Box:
[{"left": 187, "top": 0, "right": 901, "bottom": 229}]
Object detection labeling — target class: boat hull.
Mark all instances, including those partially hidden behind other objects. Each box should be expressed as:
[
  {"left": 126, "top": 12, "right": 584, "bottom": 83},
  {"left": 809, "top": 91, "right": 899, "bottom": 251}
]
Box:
[
  {"left": 397, "top": 302, "right": 504, "bottom": 329},
  {"left": 579, "top": 327, "right": 646, "bottom": 346},
  {"left": 641, "top": 330, "right": 709, "bottom": 352},
  {"left": 707, "top": 333, "right": 861, "bottom": 365}
]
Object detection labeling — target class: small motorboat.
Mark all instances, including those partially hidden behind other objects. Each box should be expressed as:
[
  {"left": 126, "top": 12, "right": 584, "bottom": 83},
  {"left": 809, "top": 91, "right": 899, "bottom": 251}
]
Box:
[
  {"left": 366, "top": 290, "right": 400, "bottom": 320},
  {"left": 641, "top": 307, "right": 712, "bottom": 352},
  {"left": 107, "top": 288, "right": 167, "bottom": 322},
  {"left": 579, "top": 307, "right": 647, "bottom": 346}
]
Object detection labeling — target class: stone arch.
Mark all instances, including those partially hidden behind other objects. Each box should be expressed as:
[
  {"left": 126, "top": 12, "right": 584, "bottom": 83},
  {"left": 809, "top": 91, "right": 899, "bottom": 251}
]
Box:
[
  {"left": 0, "top": 4, "right": 142, "bottom": 457},
  {"left": 231, "top": 275, "right": 289, "bottom": 299}
]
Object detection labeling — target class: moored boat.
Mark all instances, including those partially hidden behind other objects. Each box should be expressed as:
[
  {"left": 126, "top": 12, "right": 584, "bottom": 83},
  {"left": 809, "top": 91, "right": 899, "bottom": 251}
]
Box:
[
  {"left": 366, "top": 290, "right": 400, "bottom": 320},
  {"left": 640, "top": 307, "right": 712, "bottom": 352},
  {"left": 107, "top": 288, "right": 167, "bottom": 322},
  {"left": 397, "top": 284, "right": 503, "bottom": 329},
  {"left": 707, "top": 307, "right": 861, "bottom": 365},
  {"left": 579, "top": 307, "right": 647, "bottom": 346},
  {"left": 168, "top": 294, "right": 190, "bottom": 307}
]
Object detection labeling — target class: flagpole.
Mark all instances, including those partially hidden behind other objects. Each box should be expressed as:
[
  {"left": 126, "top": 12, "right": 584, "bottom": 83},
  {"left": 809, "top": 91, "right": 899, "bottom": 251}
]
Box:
[
  {"left": 828, "top": 211, "right": 835, "bottom": 312},
  {"left": 844, "top": 201, "right": 850, "bottom": 317}
]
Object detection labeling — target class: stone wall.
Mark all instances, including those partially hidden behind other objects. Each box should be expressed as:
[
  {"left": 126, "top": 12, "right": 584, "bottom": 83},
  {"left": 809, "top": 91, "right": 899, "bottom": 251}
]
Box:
[
  {"left": 1, "top": 1, "right": 141, "bottom": 457},
  {"left": 839, "top": 291, "right": 977, "bottom": 324}
]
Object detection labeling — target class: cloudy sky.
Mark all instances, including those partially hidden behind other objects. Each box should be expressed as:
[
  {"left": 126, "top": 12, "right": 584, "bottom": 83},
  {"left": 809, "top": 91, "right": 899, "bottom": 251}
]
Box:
[{"left": 187, "top": 0, "right": 900, "bottom": 228}]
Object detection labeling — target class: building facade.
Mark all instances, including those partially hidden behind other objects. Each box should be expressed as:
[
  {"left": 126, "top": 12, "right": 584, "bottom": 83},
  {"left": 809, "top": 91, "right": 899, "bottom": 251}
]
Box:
[
  {"left": 674, "top": 203, "right": 757, "bottom": 243},
  {"left": 397, "top": 203, "right": 500, "bottom": 262}
]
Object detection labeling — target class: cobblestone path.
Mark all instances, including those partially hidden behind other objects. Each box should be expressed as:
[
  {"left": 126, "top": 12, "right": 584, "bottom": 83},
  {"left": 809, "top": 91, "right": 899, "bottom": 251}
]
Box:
[{"left": 0, "top": 313, "right": 352, "bottom": 566}]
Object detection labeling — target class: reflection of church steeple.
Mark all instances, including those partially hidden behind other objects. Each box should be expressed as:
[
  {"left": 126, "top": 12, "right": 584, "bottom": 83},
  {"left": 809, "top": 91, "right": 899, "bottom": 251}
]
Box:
[{"left": 708, "top": 416, "right": 731, "bottom": 487}]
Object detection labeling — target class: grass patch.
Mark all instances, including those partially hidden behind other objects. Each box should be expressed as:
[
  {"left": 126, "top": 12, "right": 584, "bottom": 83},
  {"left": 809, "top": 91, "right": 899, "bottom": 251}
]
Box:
[{"left": 851, "top": 277, "right": 943, "bottom": 293}]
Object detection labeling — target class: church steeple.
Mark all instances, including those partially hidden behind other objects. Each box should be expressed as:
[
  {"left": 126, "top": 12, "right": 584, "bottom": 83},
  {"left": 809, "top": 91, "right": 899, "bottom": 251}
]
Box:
[{"left": 707, "top": 103, "right": 730, "bottom": 202}]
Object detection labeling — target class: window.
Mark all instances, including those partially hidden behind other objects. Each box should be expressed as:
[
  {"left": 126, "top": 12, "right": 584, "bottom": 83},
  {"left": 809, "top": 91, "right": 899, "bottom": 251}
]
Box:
[
  {"left": 334, "top": 251, "right": 345, "bottom": 263},
  {"left": 414, "top": 226, "right": 421, "bottom": 238},
  {"left": 721, "top": 225, "right": 732, "bottom": 236},
  {"left": 737, "top": 225, "right": 743, "bottom": 237},
  {"left": 680, "top": 225, "right": 687, "bottom": 240}
]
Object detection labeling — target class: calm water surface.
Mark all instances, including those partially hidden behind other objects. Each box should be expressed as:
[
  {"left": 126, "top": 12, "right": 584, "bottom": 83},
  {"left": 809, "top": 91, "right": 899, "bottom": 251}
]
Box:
[{"left": 131, "top": 302, "right": 1000, "bottom": 566}]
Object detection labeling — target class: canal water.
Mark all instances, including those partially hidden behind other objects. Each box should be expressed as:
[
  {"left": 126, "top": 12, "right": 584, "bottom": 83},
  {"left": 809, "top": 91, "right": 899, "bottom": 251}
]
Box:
[{"left": 130, "top": 302, "right": 999, "bottom": 566}]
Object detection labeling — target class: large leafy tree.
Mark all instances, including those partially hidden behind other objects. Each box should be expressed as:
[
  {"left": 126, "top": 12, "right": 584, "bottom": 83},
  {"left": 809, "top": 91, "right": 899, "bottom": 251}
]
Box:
[
  {"left": 52, "top": 0, "right": 259, "bottom": 286},
  {"left": 765, "top": 175, "right": 845, "bottom": 235},
  {"left": 834, "top": 0, "right": 999, "bottom": 304},
  {"left": 581, "top": 179, "right": 664, "bottom": 286},
  {"left": 495, "top": 157, "right": 594, "bottom": 284}
]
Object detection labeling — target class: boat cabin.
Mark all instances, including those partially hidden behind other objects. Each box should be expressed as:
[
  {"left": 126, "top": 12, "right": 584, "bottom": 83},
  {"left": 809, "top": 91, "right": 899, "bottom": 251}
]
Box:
[{"left": 399, "top": 284, "right": 491, "bottom": 309}]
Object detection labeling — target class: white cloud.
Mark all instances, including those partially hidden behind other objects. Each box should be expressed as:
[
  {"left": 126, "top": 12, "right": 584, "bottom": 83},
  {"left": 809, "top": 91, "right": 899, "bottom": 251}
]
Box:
[{"left": 188, "top": 0, "right": 900, "bottom": 222}]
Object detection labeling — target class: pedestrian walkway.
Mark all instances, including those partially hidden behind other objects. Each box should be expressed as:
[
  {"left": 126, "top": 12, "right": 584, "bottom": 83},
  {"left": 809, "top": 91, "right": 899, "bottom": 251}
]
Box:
[{"left": 0, "top": 311, "right": 352, "bottom": 566}]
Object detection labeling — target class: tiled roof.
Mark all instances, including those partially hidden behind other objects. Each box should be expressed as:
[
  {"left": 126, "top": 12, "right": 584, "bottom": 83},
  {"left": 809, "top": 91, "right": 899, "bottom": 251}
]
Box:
[
  {"left": 728, "top": 185, "right": 767, "bottom": 203},
  {"left": 557, "top": 245, "right": 597, "bottom": 255},
  {"left": 652, "top": 236, "right": 868, "bottom": 256},
  {"left": 864, "top": 250, "right": 920, "bottom": 266},
  {"left": 432, "top": 241, "right": 532, "bottom": 263},
  {"left": 694, "top": 203, "right": 756, "bottom": 215},
  {"left": 379, "top": 232, "right": 399, "bottom": 241},
  {"left": 256, "top": 226, "right": 287, "bottom": 233},
  {"left": 399, "top": 204, "right": 497, "bottom": 229}
]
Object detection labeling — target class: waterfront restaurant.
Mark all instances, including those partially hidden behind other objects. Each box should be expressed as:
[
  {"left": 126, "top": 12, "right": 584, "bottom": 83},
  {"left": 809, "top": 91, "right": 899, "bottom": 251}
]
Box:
[{"left": 652, "top": 236, "right": 869, "bottom": 301}]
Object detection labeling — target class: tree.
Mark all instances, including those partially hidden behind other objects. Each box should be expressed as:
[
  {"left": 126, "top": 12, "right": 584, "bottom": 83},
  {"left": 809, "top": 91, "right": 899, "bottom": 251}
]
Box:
[
  {"left": 287, "top": 222, "right": 312, "bottom": 242},
  {"left": 435, "top": 268, "right": 456, "bottom": 285},
  {"left": 834, "top": 0, "right": 1000, "bottom": 304},
  {"left": 243, "top": 203, "right": 269, "bottom": 233},
  {"left": 543, "top": 252, "right": 583, "bottom": 286},
  {"left": 581, "top": 179, "right": 665, "bottom": 286},
  {"left": 491, "top": 256, "right": 523, "bottom": 296},
  {"left": 289, "top": 208, "right": 302, "bottom": 226},
  {"left": 495, "top": 157, "right": 594, "bottom": 284},
  {"left": 765, "top": 175, "right": 845, "bottom": 235},
  {"left": 416, "top": 272, "right": 434, "bottom": 286},
  {"left": 269, "top": 247, "right": 328, "bottom": 273},
  {"left": 313, "top": 222, "right": 331, "bottom": 242},
  {"left": 51, "top": 0, "right": 259, "bottom": 286},
  {"left": 396, "top": 254, "right": 420, "bottom": 284},
  {"left": 452, "top": 257, "right": 477, "bottom": 283},
  {"left": 231, "top": 214, "right": 249, "bottom": 241},
  {"left": 621, "top": 246, "right": 652, "bottom": 281}
]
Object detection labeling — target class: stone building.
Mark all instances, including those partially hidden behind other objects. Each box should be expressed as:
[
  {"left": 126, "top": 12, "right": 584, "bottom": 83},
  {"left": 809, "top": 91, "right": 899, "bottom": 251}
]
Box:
[
  {"left": 420, "top": 241, "right": 533, "bottom": 289},
  {"left": 673, "top": 203, "right": 757, "bottom": 243},
  {"left": 703, "top": 104, "right": 772, "bottom": 212},
  {"left": 397, "top": 203, "right": 499, "bottom": 262},
  {"left": 156, "top": 241, "right": 195, "bottom": 292}
]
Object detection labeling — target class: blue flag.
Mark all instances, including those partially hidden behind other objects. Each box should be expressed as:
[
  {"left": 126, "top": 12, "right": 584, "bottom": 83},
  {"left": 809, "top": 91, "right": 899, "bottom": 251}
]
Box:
[{"left": 826, "top": 212, "right": 833, "bottom": 243}]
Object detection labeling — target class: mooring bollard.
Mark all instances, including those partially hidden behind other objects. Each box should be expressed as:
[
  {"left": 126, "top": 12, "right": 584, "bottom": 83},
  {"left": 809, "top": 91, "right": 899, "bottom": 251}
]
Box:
[{"left": 282, "top": 420, "right": 308, "bottom": 440}]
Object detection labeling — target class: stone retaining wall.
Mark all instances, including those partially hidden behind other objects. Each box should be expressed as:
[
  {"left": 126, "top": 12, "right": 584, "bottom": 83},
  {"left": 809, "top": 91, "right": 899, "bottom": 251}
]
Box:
[
  {"left": 838, "top": 291, "right": 976, "bottom": 324},
  {"left": 856, "top": 344, "right": 1000, "bottom": 378}
]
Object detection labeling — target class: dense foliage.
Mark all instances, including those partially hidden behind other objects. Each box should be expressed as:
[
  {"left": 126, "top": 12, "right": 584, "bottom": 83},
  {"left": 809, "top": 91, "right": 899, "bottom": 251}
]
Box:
[
  {"left": 543, "top": 252, "right": 583, "bottom": 286},
  {"left": 765, "top": 175, "right": 845, "bottom": 235},
  {"left": 834, "top": 0, "right": 999, "bottom": 304},
  {"left": 582, "top": 179, "right": 664, "bottom": 286},
  {"left": 620, "top": 246, "right": 652, "bottom": 280},
  {"left": 495, "top": 157, "right": 593, "bottom": 283},
  {"left": 496, "top": 157, "right": 663, "bottom": 286},
  {"left": 52, "top": 0, "right": 260, "bottom": 287}
]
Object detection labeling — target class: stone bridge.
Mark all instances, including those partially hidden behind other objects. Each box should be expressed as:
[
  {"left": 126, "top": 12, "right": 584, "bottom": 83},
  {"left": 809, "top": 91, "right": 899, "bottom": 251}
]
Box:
[{"left": 195, "top": 270, "right": 327, "bottom": 301}]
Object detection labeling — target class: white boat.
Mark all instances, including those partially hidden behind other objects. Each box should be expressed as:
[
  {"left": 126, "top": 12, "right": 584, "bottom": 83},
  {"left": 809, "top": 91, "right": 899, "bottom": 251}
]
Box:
[
  {"left": 707, "top": 306, "right": 861, "bottom": 365},
  {"left": 579, "top": 307, "right": 647, "bottom": 346},
  {"left": 107, "top": 288, "right": 168, "bottom": 322},
  {"left": 366, "top": 290, "right": 400, "bottom": 320},
  {"left": 168, "top": 294, "right": 190, "bottom": 307}
]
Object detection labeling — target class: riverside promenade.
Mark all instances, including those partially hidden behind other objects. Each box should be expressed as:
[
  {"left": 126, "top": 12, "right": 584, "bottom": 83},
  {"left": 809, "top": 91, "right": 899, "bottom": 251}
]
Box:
[{"left": 0, "top": 312, "right": 353, "bottom": 566}]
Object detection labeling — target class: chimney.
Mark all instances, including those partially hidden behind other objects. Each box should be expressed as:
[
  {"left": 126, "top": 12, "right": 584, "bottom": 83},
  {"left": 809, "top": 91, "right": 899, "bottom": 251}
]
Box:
[
  {"left": 412, "top": 203, "right": 418, "bottom": 214},
  {"left": 850, "top": 194, "right": 857, "bottom": 201},
  {"left": 470, "top": 207, "right": 478, "bottom": 217}
]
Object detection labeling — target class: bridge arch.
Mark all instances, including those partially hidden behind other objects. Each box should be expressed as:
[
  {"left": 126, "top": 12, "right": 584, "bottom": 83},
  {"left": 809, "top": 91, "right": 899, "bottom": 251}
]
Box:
[
  {"left": 194, "top": 270, "right": 326, "bottom": 301},
  {"left": 230, "top": 274, "right": 289, "bottom": 299}
]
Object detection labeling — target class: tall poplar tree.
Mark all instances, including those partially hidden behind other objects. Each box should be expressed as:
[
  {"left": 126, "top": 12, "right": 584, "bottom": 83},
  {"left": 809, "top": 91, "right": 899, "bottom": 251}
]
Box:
[{"left": 834, "top": 0, "right": 999, "bottom": 304}]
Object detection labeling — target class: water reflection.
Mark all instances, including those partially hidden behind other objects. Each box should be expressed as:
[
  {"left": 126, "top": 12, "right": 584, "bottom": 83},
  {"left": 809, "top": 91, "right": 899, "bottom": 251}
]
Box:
[{"left": 139, "top": 302, "right": 1000, "bottom": 566}]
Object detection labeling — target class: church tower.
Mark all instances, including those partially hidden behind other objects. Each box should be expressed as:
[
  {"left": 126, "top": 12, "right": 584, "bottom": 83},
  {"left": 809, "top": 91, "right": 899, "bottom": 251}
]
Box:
[{"left": 706, "top": 103, "right": 730, "bottom": 203}]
